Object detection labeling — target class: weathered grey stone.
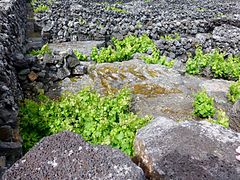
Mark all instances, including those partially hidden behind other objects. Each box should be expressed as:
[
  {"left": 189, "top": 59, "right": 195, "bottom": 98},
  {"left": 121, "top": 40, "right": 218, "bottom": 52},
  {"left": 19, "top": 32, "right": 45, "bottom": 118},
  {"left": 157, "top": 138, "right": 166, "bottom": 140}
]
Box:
[
  {"left": 72, "top": 65, "right": 87, "bottom": 75},
  {"left": 48, "top": 41, "right": 104, "bottom": 56},
  {"left": 229, "top": 100, "right": 240, "bottom": 132},
  {"left": 66, "top": 56, "right": 80, "bottom": 68},
  {"left": 56, "top": 59, "right": 71, "bottom": 80},
  {"left": 200, "top": 79, "right": 233, "bottom": 110},
  {"left": 134, "top": 116, "right": 240, "bottom": 179},
  {"left": 3, "top": 131, "right": 145, "bottom": 180},
  {"left": 55, "top": 59, "right": 232, "bottom": 121}
]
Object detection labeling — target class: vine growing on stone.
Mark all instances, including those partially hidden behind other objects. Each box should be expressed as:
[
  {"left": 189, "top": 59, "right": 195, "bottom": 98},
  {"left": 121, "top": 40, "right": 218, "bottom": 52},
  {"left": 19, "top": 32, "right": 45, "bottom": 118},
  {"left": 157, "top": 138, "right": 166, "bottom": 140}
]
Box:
[
  {"left": 227, "top": 79, "right": 240, "bottom": 103},
  {"left": 90, "top": 34, "right": 174, "bottom": 67},
  {"left": 186, "top": 47, "right": 240, "bottom": 80},
  {"left": 19, "top": 88, "right": 151, "bottom": 156}
]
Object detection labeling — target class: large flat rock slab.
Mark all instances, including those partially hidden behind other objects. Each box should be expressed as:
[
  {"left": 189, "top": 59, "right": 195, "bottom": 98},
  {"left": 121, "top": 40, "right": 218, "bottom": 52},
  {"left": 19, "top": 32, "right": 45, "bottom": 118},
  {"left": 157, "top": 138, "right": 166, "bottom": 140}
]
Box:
[
  {"left": 48, "top": 41, "right": 104, "bottom": 56},
  {"left": 3, "top": 131, "right": 145, "bottom": 180},
  {"left": 134, "top": 116, "right": 240, "bottom": 179},
  {"left": 55, "top": 59, "right": 232, "bottom": 121}
]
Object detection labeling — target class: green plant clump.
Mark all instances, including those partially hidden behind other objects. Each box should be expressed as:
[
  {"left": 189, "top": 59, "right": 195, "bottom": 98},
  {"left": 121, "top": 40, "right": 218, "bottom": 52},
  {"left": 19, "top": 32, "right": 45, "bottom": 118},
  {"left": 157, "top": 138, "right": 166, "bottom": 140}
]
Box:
[
  {"left": 227, "top": 80, "right": 240, "bottom": 103},
  {"left": 90, "top": 34, "right": 173, "bottom": 68},
  {"left": 73, "top": 50, "right": 88, "bottom": 61},
  {"left": 29, "top": 43, "right": 52, "bottom": 56},
  {"left": 106, "top": 6, "right": 127, "bottom": 13},
  {"left": 160, "top": 33, "right": 181, "bottom": 41},
  {"left": 20, "top": 88, "right": 151, "bottom": 156},
  {"left": 141, "top": 47, "right": 174, "bottom": 68},
  {"left": 208, "top": 110, "right": 229, "bottom": 128},
  {"left": 34, "top": 4, "right": 49, "bottom": 13},
  {"left": 90, "top": 34, "right": 155, "bottom": 63},
  {"left": 193, "top": 91, "right": 216, "bottom": 118},
  {"left": 186, "top": 47, "right": 240, "bottom": 80}
]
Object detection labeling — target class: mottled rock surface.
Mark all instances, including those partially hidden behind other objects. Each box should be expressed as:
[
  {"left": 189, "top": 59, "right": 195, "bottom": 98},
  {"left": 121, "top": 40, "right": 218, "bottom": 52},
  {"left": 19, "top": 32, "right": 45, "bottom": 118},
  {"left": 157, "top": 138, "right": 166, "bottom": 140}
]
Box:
[
  {"left": 54, "top": 59, "right": 232, "bottom": 121},
  {"left": 48, "top": 41, "right": 104, "bottom": 56},
  {"left": 3, "top": 131, "right": 145, "bottom": 180},
  {"left": 229, "top": 100, "right": 240, "bottom": 132},
  {"left": 134, "top": 116, "right": 240, "bottom": 180}
]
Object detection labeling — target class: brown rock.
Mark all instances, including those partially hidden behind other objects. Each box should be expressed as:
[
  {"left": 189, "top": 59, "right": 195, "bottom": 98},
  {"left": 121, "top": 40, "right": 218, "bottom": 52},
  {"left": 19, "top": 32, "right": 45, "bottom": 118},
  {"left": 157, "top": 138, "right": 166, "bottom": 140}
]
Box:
[
  {"left": 0, "top": 126, "right": 13, "bottom": 141},
  {"left": 28, "top": 71, "right": 38, "bottom": 81}
]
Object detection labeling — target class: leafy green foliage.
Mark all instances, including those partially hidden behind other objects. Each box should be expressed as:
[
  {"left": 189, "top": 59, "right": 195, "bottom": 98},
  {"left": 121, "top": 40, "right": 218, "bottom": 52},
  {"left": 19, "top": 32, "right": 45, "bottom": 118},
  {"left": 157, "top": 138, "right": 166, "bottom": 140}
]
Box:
[
  {"left": 105, "top": 6, "right": 127, "bottom": 13},
  {"left": 160, "top": 33, "right": 181, "bottom": 41},
  {"left": 186, "top": 47, "right": 240, "bottom": 80},
  {"left": 33, "top": 4, "right": 49, "bottom": 13},
  {"left": 90, "top": 34, "right": 174, "bottom": 67},
  {"left": 227, "top": 80, "right": 240, "bottom": 103},
  {"left": 73, "top": 50, "right": 87, "bottom": 61},
  {"left": 31, "top": 0, "right": 53, "bottom": 13},
  {"left": 141, "top": 48, "right": 174, "bottom": 68},
  {"left": 29, "top": 43, "right": 52, "bottom": 56},
  {"left": 186, "top": 47, "right": 209, "bottom": 75},
  {"left": 193, "top": 91, "right": 216, "bottom": 118},
  {"left": 91, "top": 34, "right": 155, "bottom": 63},
  {"left": 19, "top": 88, "right": 151, "bottom": 156},
  {"left": 208, "top": 110, "right": 229, "bottom": 128}
]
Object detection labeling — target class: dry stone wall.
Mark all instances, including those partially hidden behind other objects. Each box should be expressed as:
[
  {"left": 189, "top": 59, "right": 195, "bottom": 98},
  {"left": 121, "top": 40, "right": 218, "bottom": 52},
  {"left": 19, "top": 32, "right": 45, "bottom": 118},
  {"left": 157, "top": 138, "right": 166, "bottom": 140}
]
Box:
[{"left": 0, "top": 0, "right": 27, "bottom": 176}]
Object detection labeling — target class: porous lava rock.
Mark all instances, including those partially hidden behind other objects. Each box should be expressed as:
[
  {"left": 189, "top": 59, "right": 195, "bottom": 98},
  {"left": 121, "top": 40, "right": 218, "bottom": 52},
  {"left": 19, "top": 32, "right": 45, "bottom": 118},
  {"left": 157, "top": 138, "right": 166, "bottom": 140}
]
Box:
[
  {"left": 3, "top": 131, "right": 145, "bottom": 180},
  {"left": 134, "top": 116, "right": 240, "bottom": 180},
  {"left": 34, "top": 0, "right": 240, "bottom": 55},
  {"left": 0, "top": 0, "right": 27, "bottom": 176}
]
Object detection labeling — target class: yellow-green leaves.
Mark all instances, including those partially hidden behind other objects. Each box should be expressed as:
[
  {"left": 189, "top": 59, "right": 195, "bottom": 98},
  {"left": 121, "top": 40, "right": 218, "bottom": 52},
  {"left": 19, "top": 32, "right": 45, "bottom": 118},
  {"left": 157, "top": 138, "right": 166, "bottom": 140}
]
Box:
[
  {"left": 227, "top": 80, "right": 240, "bottom": 103},
  {"left": 186, "top": 47, "right": 240, "bottom": 80},
  {"left": 20, "top": 88, "right": 151, "bottom": 156},
  {"left": 193, "top": 91, "right": 216, "bottom": 118},
  {"left": 29, "top": 43, "right": 52, "bottom": 56},
  {"left": 73, "top": 50, "right": 87, "bottom": 61}
]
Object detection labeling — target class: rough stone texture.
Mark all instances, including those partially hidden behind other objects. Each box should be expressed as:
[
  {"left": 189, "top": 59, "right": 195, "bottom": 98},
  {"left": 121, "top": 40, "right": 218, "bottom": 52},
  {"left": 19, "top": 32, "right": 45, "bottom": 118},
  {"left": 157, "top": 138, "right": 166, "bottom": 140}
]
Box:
[
  {"left": 54, "top": 59, "right": 232, "bottom": 121},
  {"left": 0, "top": 0, "right": 27, "bottom": 175},
  {"left": 34, "top": 0, "right": 240, "bottom": 55},
  {"left": 200, "top": 79, "right": 232, "bottom": 111},
  {"left": 3, "top": 131, "right": 145, "bottom": 180},
  {"left": 18, "top": 50, "right": 88, "bottom": 98},
  {"left": 48, "top": 41, "right": 104, "bottom": 56},
  {"left": 229, "top": 100, "right": 240, "bottom": 132},
  {"left": 134, "top": 116, "right": 240, "bottom": 180}
]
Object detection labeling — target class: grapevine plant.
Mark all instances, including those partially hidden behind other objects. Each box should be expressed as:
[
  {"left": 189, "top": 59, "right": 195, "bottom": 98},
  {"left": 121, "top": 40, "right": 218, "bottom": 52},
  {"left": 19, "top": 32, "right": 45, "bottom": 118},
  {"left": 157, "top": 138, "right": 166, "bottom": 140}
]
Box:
[
  {"left": 90, "top": 34, "right": 174, "bottom": 67},
  {"left": 29, "top": 43, "right": 52, "bottom": 56},
  {"left": 193, "top": 91, "right": 216, "bottom": 118},
  {"left": 73, "top": 50, "right": 88, "bottom": 61},
  {"left": 193, "top": 90, "right": 229, "bottom": 128},
  {"left": 20, "top": 88, "right": 151, "bottom": 156},
  {"left": 227, "top": 79, "right": 240, "bottom": 103},
  {"left": 186, "top": 47, "right": 240, "bottom": 80}
]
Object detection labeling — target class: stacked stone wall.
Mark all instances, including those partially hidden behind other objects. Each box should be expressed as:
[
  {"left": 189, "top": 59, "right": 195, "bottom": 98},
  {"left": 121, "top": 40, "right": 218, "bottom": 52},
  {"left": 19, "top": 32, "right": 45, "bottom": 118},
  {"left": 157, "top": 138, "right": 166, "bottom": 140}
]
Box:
[{"left": 0, "top": 0, "right": 27, "bottom": 176}]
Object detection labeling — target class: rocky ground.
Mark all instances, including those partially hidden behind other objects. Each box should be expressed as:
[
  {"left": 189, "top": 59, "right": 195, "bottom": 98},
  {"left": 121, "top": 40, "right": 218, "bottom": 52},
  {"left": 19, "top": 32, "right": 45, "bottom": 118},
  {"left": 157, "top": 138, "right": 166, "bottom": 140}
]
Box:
[
  {"left": 2, "top": 0, "right": 240, "bottom": 179},
  {"left": 20, "top": 0, "right": 240, "bottom": 148},
  {"left": 34, "top": 0, "right": 240, "bottom": 55}
]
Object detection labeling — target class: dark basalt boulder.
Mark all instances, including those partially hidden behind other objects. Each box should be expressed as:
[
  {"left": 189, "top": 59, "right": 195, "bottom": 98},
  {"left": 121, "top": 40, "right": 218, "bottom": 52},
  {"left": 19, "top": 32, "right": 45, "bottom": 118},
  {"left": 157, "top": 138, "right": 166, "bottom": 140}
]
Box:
[
  {"left": 134, "top": 116, "right": 240, "bottom": 180},
  {"left": 3, "top": 131, "right": 145, "bottom": 180}
]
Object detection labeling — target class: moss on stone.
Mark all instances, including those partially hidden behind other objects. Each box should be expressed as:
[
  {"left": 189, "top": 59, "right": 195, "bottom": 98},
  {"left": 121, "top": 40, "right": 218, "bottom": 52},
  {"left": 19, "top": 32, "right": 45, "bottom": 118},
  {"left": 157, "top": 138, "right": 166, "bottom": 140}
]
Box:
[{"left": 133, "top": 84, "right": 182, "bottom": 97}]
